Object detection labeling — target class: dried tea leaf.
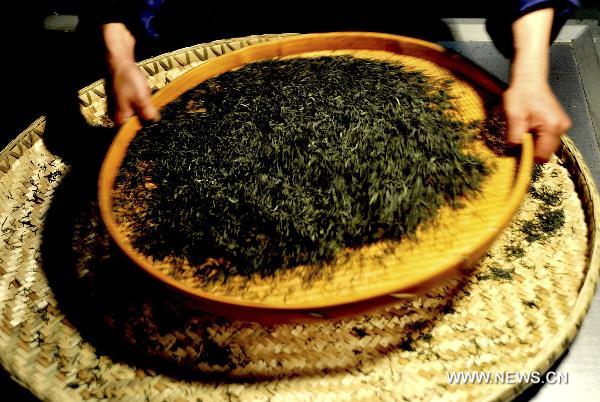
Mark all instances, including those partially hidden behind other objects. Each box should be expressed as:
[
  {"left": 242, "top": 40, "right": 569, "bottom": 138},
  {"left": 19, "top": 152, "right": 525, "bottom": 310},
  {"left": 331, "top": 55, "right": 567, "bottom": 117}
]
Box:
[{"left": 115, "top": 56, "right": 489, "bottom": 280}]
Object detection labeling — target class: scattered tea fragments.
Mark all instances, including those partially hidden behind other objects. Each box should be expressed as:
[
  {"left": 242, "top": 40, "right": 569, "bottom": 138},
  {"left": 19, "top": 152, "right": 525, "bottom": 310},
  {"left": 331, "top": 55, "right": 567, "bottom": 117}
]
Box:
[{"left": 114, "top": 56, "right": 490, "bottom": 280}]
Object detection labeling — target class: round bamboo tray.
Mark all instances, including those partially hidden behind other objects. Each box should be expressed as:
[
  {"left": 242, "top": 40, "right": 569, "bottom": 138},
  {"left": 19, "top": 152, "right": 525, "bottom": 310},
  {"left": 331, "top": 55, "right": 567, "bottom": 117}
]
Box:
[
  {"left": 98, "top": 32, "right": 534, "bottom": 323},
  {"left": 0, "top": 33, "right": 597, "bottom": 402}
]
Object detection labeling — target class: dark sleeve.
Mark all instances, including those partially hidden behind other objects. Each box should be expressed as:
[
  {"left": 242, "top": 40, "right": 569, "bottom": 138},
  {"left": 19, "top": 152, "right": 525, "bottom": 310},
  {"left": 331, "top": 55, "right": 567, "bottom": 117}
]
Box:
[
  {"left": 486, "top": 0, "right": 581, "bottom": 59},
  {"left": 516, "top": 0, "right": 580, "bottom": 20},
  {"left": 79, "top": 1, "right": 145, "bottom": 38},
  {"left": 95, "top": 0, "right": 130, "bottom": 25}
]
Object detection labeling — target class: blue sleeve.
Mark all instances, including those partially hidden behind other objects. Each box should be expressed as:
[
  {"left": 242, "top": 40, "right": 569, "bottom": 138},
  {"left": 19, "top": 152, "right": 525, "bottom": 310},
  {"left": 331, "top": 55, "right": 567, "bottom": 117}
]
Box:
[
  {"left": 139, "top": 0, "right": 167, "bottom": 39},
  {"left": 85, "top": 1, "right": 165, "bottom": 41},
  {"left": 517, "top": 0, "right": 580, "bottom": 19},
  {"left": 519, "top": 0, "right": 581, "bottom": 42},
  {"left": 486, "top": 0, "right": 581, "bottom": 59}
]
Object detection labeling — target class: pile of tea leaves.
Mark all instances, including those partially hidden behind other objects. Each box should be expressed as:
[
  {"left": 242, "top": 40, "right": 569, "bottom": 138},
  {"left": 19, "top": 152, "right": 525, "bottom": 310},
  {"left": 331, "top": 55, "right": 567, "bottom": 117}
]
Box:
[{"left": 115, "top": 55, "right": 489, "bottom": 280}]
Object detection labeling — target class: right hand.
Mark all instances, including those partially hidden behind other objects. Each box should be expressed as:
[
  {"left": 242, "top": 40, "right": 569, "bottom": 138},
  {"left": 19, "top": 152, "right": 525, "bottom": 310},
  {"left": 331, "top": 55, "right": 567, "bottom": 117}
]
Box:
[
  {"left": 507, "top": 8, "right": 571, "bottom": 162},
  {"left": 109, "top": 61, "right": 159, "bottom": 125},
  {"left": 503, "top": 79, "right": 571, "bottom": 162}
]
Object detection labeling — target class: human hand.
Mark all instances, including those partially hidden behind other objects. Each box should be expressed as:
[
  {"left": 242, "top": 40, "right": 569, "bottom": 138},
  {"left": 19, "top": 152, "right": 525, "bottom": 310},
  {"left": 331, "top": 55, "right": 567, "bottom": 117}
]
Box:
[
  {"left": 109, "top": 61, "right": 159, "bottom": 124},
  {"left": 507, "top": 8, "right": 571, "bottom": 162},
  {"left": 503, "top": 79, "right": 571, "bottom": 162},
  {"left": 103, "top": 22, "right": 159, "bottom": 125}
]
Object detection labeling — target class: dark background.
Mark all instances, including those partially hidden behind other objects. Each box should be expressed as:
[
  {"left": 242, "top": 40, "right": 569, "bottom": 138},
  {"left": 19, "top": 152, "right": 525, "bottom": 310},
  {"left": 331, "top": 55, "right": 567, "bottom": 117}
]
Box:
[{"left": 0, "top": 1, "right": 599, "bottom": 401}]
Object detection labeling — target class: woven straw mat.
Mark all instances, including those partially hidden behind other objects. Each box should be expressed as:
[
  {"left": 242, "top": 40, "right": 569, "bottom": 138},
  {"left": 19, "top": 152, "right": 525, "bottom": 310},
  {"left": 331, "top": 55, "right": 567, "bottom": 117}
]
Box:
[{"left": 0, "top": 34, "right": 598, "bottom": 402}]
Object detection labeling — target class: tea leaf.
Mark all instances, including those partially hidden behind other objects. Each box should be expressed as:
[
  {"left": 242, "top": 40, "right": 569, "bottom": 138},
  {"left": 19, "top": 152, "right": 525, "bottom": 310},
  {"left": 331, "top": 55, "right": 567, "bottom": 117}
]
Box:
[{"left": 115, "top": 56, "right": 489, "bottom": 280}]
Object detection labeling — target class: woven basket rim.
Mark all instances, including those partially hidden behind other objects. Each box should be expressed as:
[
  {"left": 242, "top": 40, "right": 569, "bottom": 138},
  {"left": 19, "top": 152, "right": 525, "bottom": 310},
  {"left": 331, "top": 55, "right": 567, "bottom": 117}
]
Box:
[
  {"left": 0, "top": 119, "right": 596, "bottom": 402},
  {"left": 485, "top": 135, "right": 600, "bottom": 402},
  {"left": 0, "top": 34, "right": 598, "bottom": 402}
]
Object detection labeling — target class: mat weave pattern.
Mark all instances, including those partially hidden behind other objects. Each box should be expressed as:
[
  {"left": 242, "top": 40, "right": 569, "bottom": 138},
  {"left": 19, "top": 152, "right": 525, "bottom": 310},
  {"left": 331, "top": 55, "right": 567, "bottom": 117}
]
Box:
[{"left": 0, "top": 34, "right": 598, "bottom": 402}]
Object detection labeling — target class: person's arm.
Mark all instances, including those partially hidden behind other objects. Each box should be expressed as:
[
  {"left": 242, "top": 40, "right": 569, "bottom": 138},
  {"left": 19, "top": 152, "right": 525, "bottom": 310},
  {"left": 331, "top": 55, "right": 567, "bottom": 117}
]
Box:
[
  {"left": 503, "top": 7, "right": 571, "bottom": 162},
  {"left": 103, "top": 22, "right": 159, "bottom": 124}
]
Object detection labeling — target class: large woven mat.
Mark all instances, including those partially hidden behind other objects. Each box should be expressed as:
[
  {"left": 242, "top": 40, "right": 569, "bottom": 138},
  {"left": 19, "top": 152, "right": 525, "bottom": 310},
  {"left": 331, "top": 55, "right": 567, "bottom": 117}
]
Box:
[{"left": 0, "top": 34, "right": 599, "bottom": 402}]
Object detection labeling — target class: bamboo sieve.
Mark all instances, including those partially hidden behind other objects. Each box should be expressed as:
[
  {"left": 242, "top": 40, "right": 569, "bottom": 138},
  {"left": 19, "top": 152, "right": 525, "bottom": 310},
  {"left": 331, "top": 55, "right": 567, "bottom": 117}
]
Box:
[{"left": 98, "top": 32, "right": 533, "bottom": 323}]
